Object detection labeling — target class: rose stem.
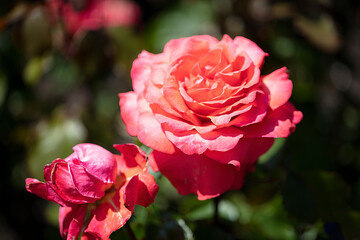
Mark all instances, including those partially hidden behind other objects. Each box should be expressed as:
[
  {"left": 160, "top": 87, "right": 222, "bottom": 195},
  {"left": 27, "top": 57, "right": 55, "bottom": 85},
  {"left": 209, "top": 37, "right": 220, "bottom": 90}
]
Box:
[
  {"left": 125, "top": 223, "right": 137, "bottom": 240},
  {"left": 213, "top": 196, "right": 221, "bottom": 225}
]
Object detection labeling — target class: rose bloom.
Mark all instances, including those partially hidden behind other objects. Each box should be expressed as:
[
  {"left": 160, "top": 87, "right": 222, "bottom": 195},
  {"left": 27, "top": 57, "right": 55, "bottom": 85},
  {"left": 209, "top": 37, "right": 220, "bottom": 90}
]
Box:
[
  {"left": 119, "top": 35, "right": 303, "bottom": 200},
  {"left": 47, "top": 0, "right": 140, "bottom": 35},
  {"left": 26, "top": 143, "right": 158, "bottom": 239}
]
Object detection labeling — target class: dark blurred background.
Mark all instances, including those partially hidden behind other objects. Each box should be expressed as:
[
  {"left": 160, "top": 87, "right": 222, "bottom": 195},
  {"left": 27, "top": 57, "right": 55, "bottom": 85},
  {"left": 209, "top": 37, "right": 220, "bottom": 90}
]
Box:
[{"left": 1, "top": 0, "right": 360, "bottom": 239}]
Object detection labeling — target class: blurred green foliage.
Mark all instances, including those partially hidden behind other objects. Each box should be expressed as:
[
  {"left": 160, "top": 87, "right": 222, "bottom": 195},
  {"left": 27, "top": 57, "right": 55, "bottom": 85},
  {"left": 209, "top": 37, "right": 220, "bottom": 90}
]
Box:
[{"left": 1, "top": 0, "right": 360, "bottom": 239}]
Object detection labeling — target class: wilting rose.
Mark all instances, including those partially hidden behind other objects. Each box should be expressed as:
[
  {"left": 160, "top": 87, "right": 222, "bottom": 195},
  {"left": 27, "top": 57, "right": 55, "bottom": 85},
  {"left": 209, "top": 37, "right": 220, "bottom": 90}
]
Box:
[
  {"left": 47, "top": 0, "right": 140, "bottom": 35},
  {"left": 119, "top": 35, "right": 302, "bottom": 200},
  {"left": 26, "top": 143, "right": 158, "bottom": 239}
]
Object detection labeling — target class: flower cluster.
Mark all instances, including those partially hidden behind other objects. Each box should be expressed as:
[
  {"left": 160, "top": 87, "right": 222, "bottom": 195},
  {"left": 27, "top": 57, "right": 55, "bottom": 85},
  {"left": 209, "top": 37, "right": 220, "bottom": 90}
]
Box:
[
  {"left": 26, "top": 143, "right": 158, "bottom": 239},
  {"left": 26, "top": 34, "right": 302, "bottom": 239},
  {"left": 47, "top": 0, "right": 140, "bottom": 35},
  {"left": 120, "top": 34, "right": 302, "bottom": 200}
]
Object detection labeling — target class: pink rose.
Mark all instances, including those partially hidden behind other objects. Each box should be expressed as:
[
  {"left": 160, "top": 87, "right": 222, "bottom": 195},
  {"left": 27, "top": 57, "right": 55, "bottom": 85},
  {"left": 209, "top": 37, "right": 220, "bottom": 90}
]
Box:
[
  {"left": 47, "top": 0, "right": 140, "bottom": 35},
  {"left": 26, "top": 143, "right": 158, "bottom": 239},
  {"left": 119, "top": 35, "right": 302, "bottom": 200}
]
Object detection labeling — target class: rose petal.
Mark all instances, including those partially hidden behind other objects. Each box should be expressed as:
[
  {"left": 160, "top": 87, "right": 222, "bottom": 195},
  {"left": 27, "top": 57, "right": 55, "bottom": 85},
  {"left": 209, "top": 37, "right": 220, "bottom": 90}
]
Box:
[
  {"left": 68, "top": 143, "right": 117, "bottom": 184},
  {"left": 179, "top": 85, "right": 243, "bottom": 116},
  {"left": 49, "top": 161, "right": 95, "bottom": 204},
  {"left": 59, "top": 205, "right": 87, "bottom": 240},
  {"left": 163, "top": 125, "right": 243, "bottom": 155},
  {"left": 198, "top": 48, "right": 229, "bottom": 79},
  {"left": 123, "top": 173, "right": 158, "bottom": 211},
  {"left": 134, "top": 173, "right": 159, "bottom": 207},
  {"left": 144, "top": 80, "right": 184, "bottom": 119},
  {"left": 213, "top": 51, "right": 261, "bottom": 90},
  {"left": 68, "top": 163, "right": 112, "bottom": 199},
  {"left": 25, "top": 178, "right": 69, "bottom": 206},
  {"left": 122, "top": 175, "right": 138, "bottom": 212},
  {"left": 227, "top": 91, "right": 269, "bottom": 127},
  {"left": 84, "top": 188, "right": 132, "bottom": 239},
  {"left": 213, "top": 55, "right": 250, "bottom": 86},
  {"left": 262, "top": 67, "right": 293, "bottom": 110},
  {"left": 186, "top": 79, "right": 227, "bottom": 103},
  {"left": 120, "top": 86, "right": 179, "bottom": 154},
  {"left": 229, "top": 140, "right": 272, "bottom": 190},
  {"left": 152, "top": 103, "right": 217, "bottom": 134},
  {"left": 136, "top": 97, "right": 176, "bottom": 154},
  {"left": 184, "top": 81, "right": 262, "bottom": 114},
  {"left": 164, "top": 35, "right": 217, "bottom": 61},
  {"left": 229, "top": 164, "right": 255, "bottom": 191},
  {"left": 149, "top": 150, "right": 236, "bottom": 200},
  {"left": 81, "top": 232, "right": 101, "bottom": 240},
  {"left": 163, "top": 75, "right": 201, "bottom": 125},
  {"left": 205, "top": 138, "right": 274, "bottom": 169},
  {"left": 169, "top": 54, "right": 200, "bottom": 82},
  {"left": 113, "top": 144, "right": 159, "bottom": 209},
  {"left": 209, "top": 105, "right": 252, "bottom": 126},
  {"left": 131, "top": 50, "right": 167, "bottom": 93},
  {"left": 222, "top": 34, "right": 268, "bottom": 68},
  {"left": 119, "top": 92, "right": 139, "bottom": 136},
  {"left": 113, "top": 144, "right": 147, "bottom": 178},
  {"left": 242, "top": 102, "right": 303, "bottom": 138}
]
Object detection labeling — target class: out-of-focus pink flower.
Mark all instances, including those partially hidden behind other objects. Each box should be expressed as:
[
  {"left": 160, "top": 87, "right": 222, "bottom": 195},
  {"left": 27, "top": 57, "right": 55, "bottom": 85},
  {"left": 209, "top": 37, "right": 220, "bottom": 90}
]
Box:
[
  {"left": 47, "top": 0, "right": 140, "bottom": 35},
  {"left": 119, "top": 34, "right": 302, "bottom": 200},
  {"left": 26, "top": 143, "right": 158, "bottom": 240}
]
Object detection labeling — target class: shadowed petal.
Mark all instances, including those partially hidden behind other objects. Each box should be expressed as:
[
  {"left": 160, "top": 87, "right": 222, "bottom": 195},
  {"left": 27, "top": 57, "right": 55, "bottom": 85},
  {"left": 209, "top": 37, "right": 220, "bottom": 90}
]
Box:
[
  {"left": 59, "top": 205, "right": 87, "bottom": 240},
  {"left": 136, "top": 173, "right": 159, "bottom": 207},
  {"left": 81, "top": 232, "right": 101, "bottom": 240},
  {"left": 124, "top": 173, "right": 159, "bottom": 210},
  {"left": 113, "top": 144, "right": 147, "bottom": 178},
  {"left": 204, "top": 138, "right": 274, "bottom": 169},
  {"left": 25, "top": 178, "right": 69, "bottom": 206},
  {"left": 149, "top": 150, "right": 236, "bottom": 200}
]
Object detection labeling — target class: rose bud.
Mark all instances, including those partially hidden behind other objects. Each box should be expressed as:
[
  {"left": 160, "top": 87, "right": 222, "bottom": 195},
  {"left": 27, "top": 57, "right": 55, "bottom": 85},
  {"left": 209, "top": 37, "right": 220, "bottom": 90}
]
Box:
[{"left": 26, "top": 143, "right": 158, "bottom": 239}]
